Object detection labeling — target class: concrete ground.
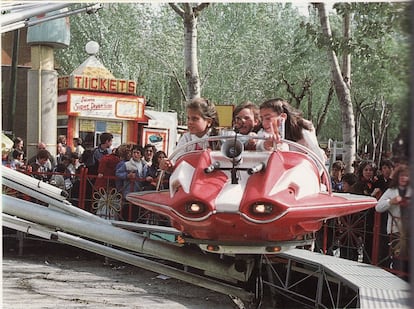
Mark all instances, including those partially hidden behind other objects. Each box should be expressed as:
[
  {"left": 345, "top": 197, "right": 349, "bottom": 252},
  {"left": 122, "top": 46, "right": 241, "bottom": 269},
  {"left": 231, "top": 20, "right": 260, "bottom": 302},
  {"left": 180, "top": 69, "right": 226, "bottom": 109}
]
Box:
[{"left": 2, "top": 237, "right": 239, "bottom": 309}]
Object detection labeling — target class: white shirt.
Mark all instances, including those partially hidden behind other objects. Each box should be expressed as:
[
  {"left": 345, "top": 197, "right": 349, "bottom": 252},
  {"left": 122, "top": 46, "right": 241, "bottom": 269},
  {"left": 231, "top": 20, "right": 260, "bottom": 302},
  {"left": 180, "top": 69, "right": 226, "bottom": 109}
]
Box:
[
  {"left": 296, "top": 128, "right": 327, "bottom": 164},
  {"left": 376, "top": 186, "right": 411, "bottom": 234},
  {"left": 176, "top": 132, "right": 211, "bottom": 151}
]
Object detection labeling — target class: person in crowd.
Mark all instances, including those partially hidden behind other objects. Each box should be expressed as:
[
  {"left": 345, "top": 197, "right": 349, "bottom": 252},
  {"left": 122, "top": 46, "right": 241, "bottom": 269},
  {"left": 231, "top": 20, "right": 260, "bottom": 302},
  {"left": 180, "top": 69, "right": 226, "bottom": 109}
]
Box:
[
  {"left": 80, "top": 149, "right": 93, "bottom": 168},
  {"left": 27, "top": 142, "right": 56, "bottom": 171},
  {"left": 147, "top": 150, "right": 170, "bottom": 190},
  {"left": 13, "top": 137, "right": 24, "bottom": 150},
  {"left": 341, "top": 172, "right": 358, "bottom": 193},
  {"left": 55, "top": 154, "right": 72, "bottom": 188},
  {"left": 374, "top": 159, "right": 395, "bottom": 267},
  {"left": 8, "top": 137, "right": 24, "bottom": 162},
  {"left": 229, "top": 101, "right": 262, "bottom": 150},
  {"left": 331, "top": 160, "right": 345, "bottom": 192},
  {"left": 12, "top": 137, "right": 24, "bottom": 151},
  {"left": 30, "top": 149, "right": 53, "bottom": 181},
  {"left": 376, "top": 159, "right": 394, "bottom": 195},
  {"left": 375, "top": 164, "right": 410, "bottom": 277},
  {"left": 87, "top": 132, "right": 113, "bottom": 175},
  {"left": 161, "top": 98, "right": 219, "bottom": 171},
  {"left": 66, "top": 153, "right": 80, "bottom": 175},
  {"left": 116, "top": 144, "right": 152, "bottom": 197},
  {"left": 143, "top": 144, "right": 156, "bottom": 167},
  {"left": 114, "top": 145, "right": 133, "bottom": 200},
  {"left": 351, "top": 160, "right": 380, "bottom": 264},
  {"left": 58, "top": 135, "right": 72, "bottom": 155},
  {"left": 63, "top": 152, "right": 80, "bottom": 188},
  {"left": 73, "top": 137, "right": 85, "bottom": 157},
  {"left": 352, "top": 160, "right": 380, "bottom": 198},
  {"left": 258, "top": 98, "right": 326, "bottom": 163},
  {"left": 331, "top": 172, "right": 359, "bottom": 260},
  {"left": 2, "top": 147, "right": 10, "bottom": 166},
  {"left": 95, "top": 146, "right": 123, "bottom": 190},
  {"left": 10, "top": 149, "right": 26, "bottom": 172},
  {"left": 56, "top": 142, "right": 68, "bottom": 165},
  {"left": 334, "top": 171, "right": 357, "bottom": 255}
]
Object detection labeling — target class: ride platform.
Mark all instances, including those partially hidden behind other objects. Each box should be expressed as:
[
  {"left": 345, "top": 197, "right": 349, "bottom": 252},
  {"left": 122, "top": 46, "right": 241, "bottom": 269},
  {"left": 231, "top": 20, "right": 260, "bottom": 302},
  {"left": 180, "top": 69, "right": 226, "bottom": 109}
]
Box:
[{"left": 265, "top": 248, "right": 410, "bottom": 308}]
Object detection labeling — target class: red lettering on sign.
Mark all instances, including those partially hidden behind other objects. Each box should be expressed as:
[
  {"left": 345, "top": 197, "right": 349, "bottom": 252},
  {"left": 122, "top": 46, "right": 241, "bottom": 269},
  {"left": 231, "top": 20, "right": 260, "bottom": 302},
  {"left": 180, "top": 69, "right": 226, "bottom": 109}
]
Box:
[
  {"left": 80, "top": 96, "right": 94, "bottom": 103},
  {"left": 90, "top": 78, "right": 98, "bottom": 90},
  {"left": 74, "top": 102, "right": 91, "bottom": 111},
  {"left": 58, "top": 76, "right": 69, "bottom": 89},
  {"left": 74, "top": 76, "right": 82, "bottom": 88},
  {"left": 109, "top": 79, "right": 117, "bottom": 92},
  {"left": 118, "top": 80, "right": 126, "bottom": 92},
  {"left": 128, "top": 81, "right": 136, "bottom": 94},
  {"left": 100, "top": 79, "right": 107, "bottom": 91},
  {"left": 83, "top": 76, "right": 89, "bottom": 89}
]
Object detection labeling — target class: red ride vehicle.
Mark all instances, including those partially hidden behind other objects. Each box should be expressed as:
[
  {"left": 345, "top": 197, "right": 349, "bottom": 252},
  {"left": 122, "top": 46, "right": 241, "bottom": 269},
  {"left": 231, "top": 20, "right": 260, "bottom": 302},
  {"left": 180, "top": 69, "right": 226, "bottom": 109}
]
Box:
[{"left": 127, "top": 135, "right": 377, "bottom": 254}]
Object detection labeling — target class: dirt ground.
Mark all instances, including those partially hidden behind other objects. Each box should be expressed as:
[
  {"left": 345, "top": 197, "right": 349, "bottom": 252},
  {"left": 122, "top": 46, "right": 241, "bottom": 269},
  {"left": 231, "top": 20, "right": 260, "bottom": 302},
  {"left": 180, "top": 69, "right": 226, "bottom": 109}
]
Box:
[{"left": 2, "top": 236, "right": 240, "bottom": 309}]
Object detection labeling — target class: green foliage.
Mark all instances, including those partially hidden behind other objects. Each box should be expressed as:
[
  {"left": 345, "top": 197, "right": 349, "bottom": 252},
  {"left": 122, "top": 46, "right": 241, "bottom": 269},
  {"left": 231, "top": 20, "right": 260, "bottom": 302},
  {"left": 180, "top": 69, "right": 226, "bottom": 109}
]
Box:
[{"left": 55, "top": 3, "right": 410, "bottom": 147}]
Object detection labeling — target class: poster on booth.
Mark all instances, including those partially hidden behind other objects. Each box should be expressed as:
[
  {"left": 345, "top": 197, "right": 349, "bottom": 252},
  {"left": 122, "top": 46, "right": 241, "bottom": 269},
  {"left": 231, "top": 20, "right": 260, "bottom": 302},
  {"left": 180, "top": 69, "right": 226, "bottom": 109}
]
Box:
[{"left": 142, "top": 128, "right": 169, "bottom": 154}]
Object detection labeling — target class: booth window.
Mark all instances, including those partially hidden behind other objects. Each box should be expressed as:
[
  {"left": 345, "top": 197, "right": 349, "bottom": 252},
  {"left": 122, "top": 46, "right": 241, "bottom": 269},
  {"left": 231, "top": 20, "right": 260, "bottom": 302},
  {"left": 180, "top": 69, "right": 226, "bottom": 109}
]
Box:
[
  {"left": 79, "top": 119, "right": 122, "bottom": 149},
  {"left": 57, "top": 117, "right": 68, "bottom": 139}
]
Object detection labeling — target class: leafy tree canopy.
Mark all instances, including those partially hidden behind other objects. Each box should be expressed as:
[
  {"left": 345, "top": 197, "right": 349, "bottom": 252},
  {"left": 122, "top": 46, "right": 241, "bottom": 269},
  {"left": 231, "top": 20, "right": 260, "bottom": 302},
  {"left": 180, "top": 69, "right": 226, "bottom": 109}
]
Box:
[{"left": 55, "top": 2, "right": 410, "bottom": 150}]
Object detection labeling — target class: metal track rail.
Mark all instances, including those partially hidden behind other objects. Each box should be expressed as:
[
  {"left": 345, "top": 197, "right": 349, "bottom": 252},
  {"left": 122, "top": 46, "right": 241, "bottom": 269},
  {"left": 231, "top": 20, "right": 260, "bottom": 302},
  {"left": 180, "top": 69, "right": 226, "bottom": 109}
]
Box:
[
  {"left": 2, "top": 194, "right": 252, "bottom": 282},
  {"left": 2, "top": 166, "right": 253, "bottom": 283},
  {"left": 2, "top": 213, "right": 253, "bottom": 304}
]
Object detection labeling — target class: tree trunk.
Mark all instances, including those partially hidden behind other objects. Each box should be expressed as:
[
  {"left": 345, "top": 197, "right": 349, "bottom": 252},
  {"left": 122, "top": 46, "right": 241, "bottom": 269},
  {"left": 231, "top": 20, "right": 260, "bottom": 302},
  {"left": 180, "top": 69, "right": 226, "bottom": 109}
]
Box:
[
  {"left": 316, "top": 3, "right": 356, "bottom": 173},
  {"left": 342, "top": 8, "right": 351, "bottom": 89},
  {"left": 169, "top": 3, "right": 209, "bottom": 100},
  {"left": 184, "top": 11, "right": 200, "bottom": 99}
]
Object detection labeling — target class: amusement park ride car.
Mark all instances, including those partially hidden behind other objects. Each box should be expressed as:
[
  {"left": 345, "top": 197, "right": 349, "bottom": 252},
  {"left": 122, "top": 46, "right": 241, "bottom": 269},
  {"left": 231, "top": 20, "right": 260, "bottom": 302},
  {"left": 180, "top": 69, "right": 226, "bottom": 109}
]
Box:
[{"left": 127, "top": 134, "right": 378, "bottom": 254}]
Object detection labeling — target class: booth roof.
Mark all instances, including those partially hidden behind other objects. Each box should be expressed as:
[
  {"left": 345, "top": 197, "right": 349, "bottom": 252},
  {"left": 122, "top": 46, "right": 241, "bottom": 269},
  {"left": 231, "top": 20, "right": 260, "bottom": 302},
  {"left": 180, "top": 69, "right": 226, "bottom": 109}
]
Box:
[
  {"left": 145, "top": 110, "right": 178, "bottom": 124},
  {"left": 71, "top": 55, "right": 115, "bottom": 78}
]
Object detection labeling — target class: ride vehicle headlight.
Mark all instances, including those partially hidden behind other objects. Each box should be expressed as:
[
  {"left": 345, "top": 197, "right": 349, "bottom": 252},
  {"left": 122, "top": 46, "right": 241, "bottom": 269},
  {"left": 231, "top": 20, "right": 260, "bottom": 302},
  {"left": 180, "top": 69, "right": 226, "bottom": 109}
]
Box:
[
  {"left": 251, "top": 202, "right": 274, "bottom": 214},
  {"left": 185, "top": 202, "right": 206, "bottom": 214}
]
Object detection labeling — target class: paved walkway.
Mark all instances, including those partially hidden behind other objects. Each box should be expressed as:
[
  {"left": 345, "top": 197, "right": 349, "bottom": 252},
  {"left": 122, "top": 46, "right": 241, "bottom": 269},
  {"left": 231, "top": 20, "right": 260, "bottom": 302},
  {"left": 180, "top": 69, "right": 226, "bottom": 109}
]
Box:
[{"left": 2, "top": 243, "right": 237, "bottom": 309}]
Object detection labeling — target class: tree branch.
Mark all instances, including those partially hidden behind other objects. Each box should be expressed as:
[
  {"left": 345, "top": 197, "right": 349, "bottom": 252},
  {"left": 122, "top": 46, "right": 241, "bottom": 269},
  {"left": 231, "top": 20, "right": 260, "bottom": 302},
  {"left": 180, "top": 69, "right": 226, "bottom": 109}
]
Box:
[
  {"left": 169, "top": 3, "right": 184, "bottom": 18},
  {"left": 282, "top": 74, "right": 312, "bottom": 109},
  {"left": 172, "top": 69, "right": 188, "bottom": 102},
  {"left": 316, "top": 81, "right": 334, "bottom": 135},
  {"left": 282, "top": 74, "right": 299, "bottom": 108},
  {"left": 183, "top": 3, "right": 191, "bottom": 14},
  {"left": 193, "top": 3, "right": 210, "bottom": 16}
]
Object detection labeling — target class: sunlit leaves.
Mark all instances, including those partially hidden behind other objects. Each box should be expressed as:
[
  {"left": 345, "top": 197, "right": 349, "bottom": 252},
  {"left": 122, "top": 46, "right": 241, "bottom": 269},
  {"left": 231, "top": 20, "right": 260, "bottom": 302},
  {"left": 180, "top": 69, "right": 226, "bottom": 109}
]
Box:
[{"left": 54, "top": 3, "right": 410, "bottom": 144}]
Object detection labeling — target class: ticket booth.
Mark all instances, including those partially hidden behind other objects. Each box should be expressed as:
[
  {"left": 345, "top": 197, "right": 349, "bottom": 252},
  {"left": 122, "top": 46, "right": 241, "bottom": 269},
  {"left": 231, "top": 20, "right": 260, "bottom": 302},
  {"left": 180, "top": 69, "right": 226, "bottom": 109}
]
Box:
[
  {"left": 58, "top": 88, "right": 145, "bottom": 149},
  {"left": 57, "top": 42, "right": 176, "bottom": 153}
]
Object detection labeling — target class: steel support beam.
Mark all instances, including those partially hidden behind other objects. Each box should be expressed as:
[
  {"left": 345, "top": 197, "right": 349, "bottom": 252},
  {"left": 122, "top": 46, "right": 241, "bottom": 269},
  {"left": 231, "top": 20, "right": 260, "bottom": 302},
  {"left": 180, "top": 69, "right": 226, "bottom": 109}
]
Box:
[
  {"left": 2, "top": 195, "right": 252, "bottom": 283},
  {"left": 2, "top": 213, "right": 253, "bottom": 304}
]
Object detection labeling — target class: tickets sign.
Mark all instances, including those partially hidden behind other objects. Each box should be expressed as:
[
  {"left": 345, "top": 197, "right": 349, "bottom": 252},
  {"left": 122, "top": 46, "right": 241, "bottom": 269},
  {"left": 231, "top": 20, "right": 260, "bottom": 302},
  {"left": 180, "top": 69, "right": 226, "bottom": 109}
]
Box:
[{"left": 58, "top": 75, "right": 136, "bottom": 95}]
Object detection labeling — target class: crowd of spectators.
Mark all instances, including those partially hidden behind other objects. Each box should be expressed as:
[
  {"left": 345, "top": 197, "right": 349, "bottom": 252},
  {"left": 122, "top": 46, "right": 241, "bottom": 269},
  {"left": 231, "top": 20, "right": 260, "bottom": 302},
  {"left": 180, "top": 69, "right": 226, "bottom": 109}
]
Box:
[
  {"left": 2, "top": 135, "right": 170, "bottom": 212},
  {"left": 327, "top": 155, "right": 409, "bottom": 278}
]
